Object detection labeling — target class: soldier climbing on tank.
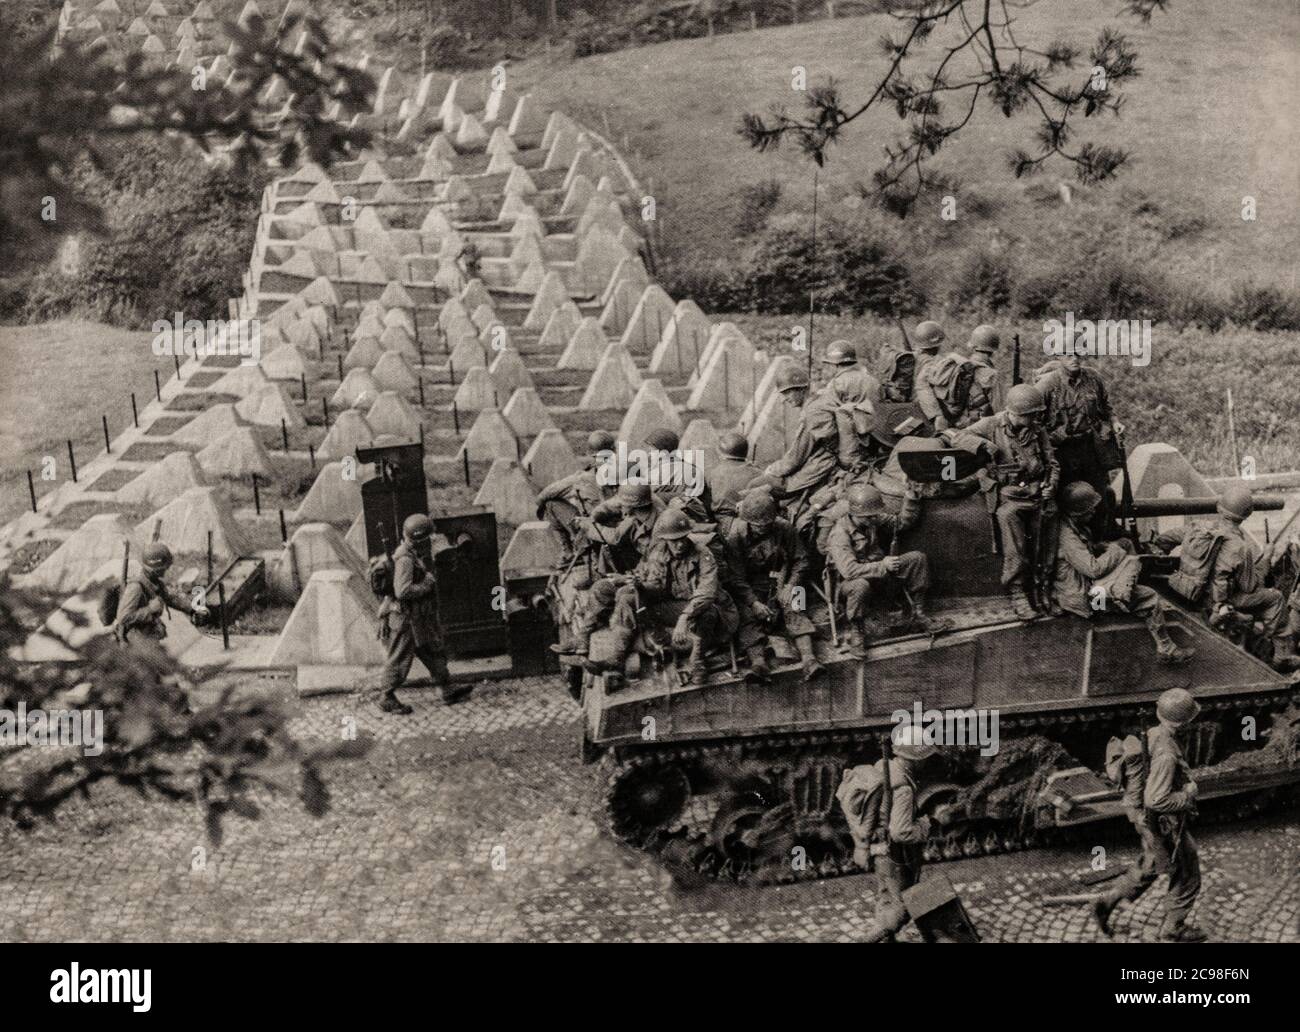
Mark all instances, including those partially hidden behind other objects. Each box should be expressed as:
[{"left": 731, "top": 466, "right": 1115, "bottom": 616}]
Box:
[
  {"left": 1164, "top": 484, "right": 1300, "bottom": 668},
  {"left": 952, "top": 383, "right": 1060, "bottom": 620},
  {"left": 1041, "top": 348, "right": 1125, "bottom": 533},
  {"left": 762, "top": 359, "right": 841, "bottom": 501},
  {"left": 580, "top": 481, "right": 666, "bottom": 575},
  {"left": 827, "top": 483, "right": 947, "bottom": 657},
  {"left": 724, "top": 488, "right": 825, "bottom": 684},
  {"left": 962, "top": 325, "right": 1003, "bottom": 425},
  {"left": 535, "top": 429, "right": 618, "bottom": 566},
  {"left": 596, "top": 509, "right": 739, "bottom": 687},
  {"left": 836, "top": 721, "right": 941, "bottom": 943},
  {"left": 913, "top": 321, "right": 977, "bottom": 432},
  {"left": 1055, "top": 482, "right": 1194, "bottom": 664},
  {"left": 112, "top": 543, "right": 205, "bottom": 644},
  {"left": 706, "top": 431, "right": 765, "bottom": 528},
  {"left": 641, "top": 427, "right": 712, "bottom": 524},
  {"left": 377, "top": 513, "right": 471, "bottom": 714},
  {"left": 1093, "top": 687, "right": 1207, "bottom": 943}
]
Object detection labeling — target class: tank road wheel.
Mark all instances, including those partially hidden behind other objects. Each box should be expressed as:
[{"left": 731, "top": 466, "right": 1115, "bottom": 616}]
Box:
[
  {"left": 708, "top": 790, "right": 774, "bottom": 873},
  {"left": 604, "top": 757, "right": 691, "bottom": 843}
]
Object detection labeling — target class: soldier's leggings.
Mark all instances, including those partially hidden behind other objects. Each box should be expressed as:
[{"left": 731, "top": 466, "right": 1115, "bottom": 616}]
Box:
[
  {"left": 735, "top": 585, "right": 817, "bottom": 648},
  {"left": 540, "top": 498, "right": 583, "bottom": 558},
  {"left": 996, "top": 497, "right": 1059, "bottom": 587},
  {"left": 381, "top": 625, "right": 450, "bottom": 693},
  {"left": 841, "top": 551, "right": 929, "bottom": 621},
  {"left": 863, "top": 847, "right": 927, "bottom": 943},
  {"left": 1100, "top": 810, "right": 1201, "bottom": 932}
]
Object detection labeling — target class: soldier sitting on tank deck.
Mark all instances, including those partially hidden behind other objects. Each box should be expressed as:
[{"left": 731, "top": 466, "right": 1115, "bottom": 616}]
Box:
[
  {"left": 1055, "top": 482, "right": 1194, "bottom": 665},
  {"left": 706, "top": 432, "right": 765, "bottom": 531},
  {"left": 827, "top": 483, "right": 947, "bottom": 657},
  {"left": 640, "top": 427, "right": 712, "bottom": 524},
  {"left": 579, "top": 481, "right": 666, "bottom": 575},
  {"left": 724, "top": 488, "right": 825, "bottom": 684}
]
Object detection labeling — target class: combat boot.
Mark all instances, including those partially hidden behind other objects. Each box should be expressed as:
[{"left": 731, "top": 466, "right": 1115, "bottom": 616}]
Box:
[
  {"left": 1160, "top": 921, "right": 1208, "bottom": 943},
  {"left": 843, "top": 625, "right": 868, "bottom": 659},
  {"left": 910, "top": 600, "right": 953, "bottom": 635},
  {"left": 1091, "top": 898, "right": 1116, "bottom": 938},
  {"left": 378, "top": 690, "right": 413, "bottom": 716},
  {"left": 1270, "top": 627, "right": 1300, "bottom": 672},
  {"left": 549, "top": 628, "right": 590, "bottom": 656},
  {"left": 441, "top": 682, "right": 473, "bottom": 705},
  {"left": 794, "top": 634, "right": 826, "bottom": 682},
  {"left": 1147, "top": 611, "right": 1194, "bottom": 665},
  {"left": 1007, "top": 584, "right": 1036, "bottom": 621},
  {"left": 686, "top": 640, "right": 710, "bottom": 687},
  {"left": 744, "top": 644, "right": 771, "bottom": 686}
]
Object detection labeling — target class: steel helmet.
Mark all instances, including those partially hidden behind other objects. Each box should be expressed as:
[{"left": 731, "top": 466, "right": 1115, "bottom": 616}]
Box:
[
  {"left": 1062, "top": 481, "right": 1102, "bottom": 517},
  {"left": 1005, "top": 383, "right": 1045, "bottom": 416},
  {"left": 656, "top": 508, "right": 692, "bottom": 540},
  {"left": 587, "top": 430, "right": 616, "bottom": 454},
  {"left": 590, "top": 579, "right": 619, "bottom": 606},
  {"left": 822, "top": 340, "right": 858, "bottom": 366},
  {"left": 774, "top": 360, "right": 811, "bottom": 394},
  {"left": 1216, "top": 484, "right": 1253, "bottom": 521},
  {"left": 738, "top": 490, "right": 778, "bottom": 527},
  {"left": 891, "top": 722, "right": 939, "bottom": 761},
  {"left": 1156, "top": 687, "right": 1201, "bottom": 727},
  {"left": 644, "top": 427, "right": 680, "bottom": 452},
  {"left": 142, "top": 542, "right": 174, "bottom": 572},
  {"left": 969, "top": 325, "right": 1000, "bottom": 354},
  {"left": 846, "top": 483, "right": 886, "bottom": 518},
  {"left": 402, "top": 513, "right": 433, "bottom": 542},
  {"left": 617, "top": 482, "right": 653, "bottom": 509},
  {"left": 718, "top": 431, "right": 749, "bottom": 460},
  {"left": 914, "top": 320, "right": 945, "bottom": 350}
]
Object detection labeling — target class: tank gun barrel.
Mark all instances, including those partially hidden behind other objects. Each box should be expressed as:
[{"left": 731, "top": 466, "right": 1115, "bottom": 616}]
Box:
[{"left": 1121, "top": 495, "right": 1286, "bottom": 518}]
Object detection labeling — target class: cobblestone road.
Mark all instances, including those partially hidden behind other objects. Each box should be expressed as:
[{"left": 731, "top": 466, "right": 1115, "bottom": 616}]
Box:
[{"left": 1, "top": 675, "right": 1297, "bottom": 943}]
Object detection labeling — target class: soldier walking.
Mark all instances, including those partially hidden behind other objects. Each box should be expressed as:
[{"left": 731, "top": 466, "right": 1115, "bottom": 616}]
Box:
[
  {"left": 1093, "top": 688, "right": 1207, "bottom": 942},
  {"left": 112, "top": 543, "right": 203, "bottom": 644},
  {"left": 377, "top": 513, "right": 471, "bottom": 714}
]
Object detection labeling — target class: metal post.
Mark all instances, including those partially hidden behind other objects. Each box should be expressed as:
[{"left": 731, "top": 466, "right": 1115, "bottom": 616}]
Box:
[
  {"left": 452, "top": 400, "right": 460, "bottom": 433},
  {"left": 322, "top": 397, "right": 330, "bottom": 428},
  {"left": 301, "top": 373, "right": 308, "bottom": 403},
  {"left": 308, "top": 443, "right": 317, "bottom": 470},
  {"left": 130, "top": 393, "right": 138, "bottom": 428},
  {"left": 27, "top": 470, "right": 37, "bottom": 513},
  {"left": 67, "top": 440, "right": 77, "bottom": 483},
  {"left": 252, "top": 472, "right": 261, "bottom": 515},
  {"left": 206, "top": 530, "right": 214, "bottom": 585},
  {"left": 216, "top": 581, "right": 230, "bottom": 650},
  {"left": 154, "top": 369, "right": 161, "bottom": 401},
  {"left": 279, "top": 508, "right": 288, "bottom": 544},
  {"left": 102, "top": 414, "right": 111, "bottom": 453},
  {"left": 337, "top": 354, "right": 344, "bottom": 381},
  {"left": 462, "top": 449, "right": 471, "bottom": 485},
  {"left": 280, "top": 418, "right": 290, "bottom": 451},
  {"left": 418, "top": 376, "right": 425, "bottom": 407}
]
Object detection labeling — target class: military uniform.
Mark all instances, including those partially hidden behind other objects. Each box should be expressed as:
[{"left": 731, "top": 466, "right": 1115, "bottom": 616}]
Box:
[
  {"left": 587, "top": 495, "right": 666, "bottom": 574},
  {"left": 914, "top": 350, "right": 972, "bottom": 430},
  {"left": 764, "top": 391, "right": 841, "bottom": 496},
  {"left": 379, "top": 539, "right": 452, "bottom": 697},
  {"left": 963, "top": 352, "right": 1001, "bottom": 425},
  {"left": 863, "top": 756, "right": 933, "bottom": 943},
  {"left": 639, "top": 451, "right": 713, "bottom": 523},
  {"left": 724, "top": 515, "right": 816, "bottom": 644},
  {"left": 706, "top": 454, "right": 764, "bottom": 523},
  {"left": 827, "top": 494, "right": 929, "bottom": 622},
  {"left": 1097, "top": 723, "right": 1202, "bottom": 938},
  {"left": 536, "top": 467, "right": 614, "bottom": 563},
  {"left": 1042, "top": 367, "right": 1120, "bottom": 509},
  {"left": 113, "top": 571, "right": 191, "bottom": 643}
]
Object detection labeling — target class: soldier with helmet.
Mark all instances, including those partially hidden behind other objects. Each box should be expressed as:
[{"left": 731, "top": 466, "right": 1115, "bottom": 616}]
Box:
[
  {"left": 112, "top": 542, "right": 205, "bottom": 644},
  {"left": 582, "top": 481, "right": 666, "bottom": 575},
  {"left": 827, "top": 482, "right": 940, "bottom": 656},
  {"left": 1093, "top": 687, "right": 1207, "bottom": 943},
  {"left": 762, "top": 358, "right": 841, "bottom": 499},
  {"left": 1041, "top": 346, "right": 1125, "bottom": 529},
  {"left": 1055, "top": 481, "right": 1194, "bottom": 664},
  {"left": 641, "top": 427, "right": 712, "bottom": 523},
  {"left": 724, "top": 488, "right": 825, "bottom": 684},
  {"left": 377, "top": 513, "right": 471, "bottom": 714},
  {"left": 952, "top": 383, "right": 1060, "bottom": 619},
  {"left": 910, "top": 320, "right": 951, "bottom": 427},
  {"left": 535, "top": 429, "right": 618, "bottom": 565},
  {"left": 821, "top": 339, "right": 881, "bottom": 401},
  {"left": 963, "top": 324, "right": 1002, "bottom": 424},
  {"left": 706, "top": 431, "right": 766, "bottom": 528}
]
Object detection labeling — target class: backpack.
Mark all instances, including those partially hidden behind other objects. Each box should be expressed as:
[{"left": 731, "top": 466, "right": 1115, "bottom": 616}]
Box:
[
  {"left": 1104, "top": 733, "right": 1148, "bottom": 800},
  {"left": 929, "top": 353, "right": 976, "bottom": 420},
  {"left": 1168, "top": 526, "right": 1227, "bottom": 603},
  {"left": 368, "top": 553, "right": 394, "bottom": 599},
  {"left": 835, "top": 763, "right": 887, "bottom": 864}
]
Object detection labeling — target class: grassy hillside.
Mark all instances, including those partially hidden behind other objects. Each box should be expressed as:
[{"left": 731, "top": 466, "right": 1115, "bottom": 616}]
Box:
[{"left": 511, "top": 0, "right": 1300, "bottom": 290}]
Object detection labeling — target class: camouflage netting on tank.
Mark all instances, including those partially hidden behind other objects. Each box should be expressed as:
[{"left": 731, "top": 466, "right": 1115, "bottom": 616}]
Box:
[
  {"left": 1198, "top": 705, "right": 1300, "bottom": 776},
  {"left": 951, "top": 736, "right": 1078, "bottom": 831}
]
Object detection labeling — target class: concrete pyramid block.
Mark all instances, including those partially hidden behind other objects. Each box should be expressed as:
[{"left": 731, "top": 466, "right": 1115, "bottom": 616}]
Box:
[
  {"left": 269, "top": 521, "right": 369, "bottom": 602},
  {"left": 650, "top": 299, "right": 712, "bottom": 375},
  {"left": 195, "top": 426, "right": 276, "bottom": 478},
  {"left": 344, "top": 333, "right": 385, "bottom": 371},
  {"left": 539, "top": 302, "right": 583, "bottom": 350},
  {"left": 382, "top": 307, "right": 415, "bottom": 336},
  {"left": 508, "top": 93, "right": 548, "bottom": 137},
  {"left": 618, "top": 379, "right": 682, "bottom": 445},
  {"left": 455, "top": 111, "right": 488, "bottom": 150},
  {"left": 318, "top": 408, "right": 375, "bottom": 460},
  {"left": 687, "top": 337, "right": 766, "bottom": 413},
  {"left": 488, "top": 348, "right": 534, "bottom": 395},
  {"left": 598, "top": 277, "right": 642, "bottom": 337},
  {"left": 557, "top": 316, "right": 607, "bottom": 370},
  {"left": 171, "top": 402, "right": 245, "bottom": 447},
  {"left": 690, "top": 322, "right": 754, "bottom": 385},
  {"left": 522, "top": 428, "right": 580, "bottom": 486},
  {"left": 260, "top": 341, "right": 315, "bottom": 382},
  {"left": 618, "top": 284, "right": 676, "bottom": 355},
  {"left": 523, "top": 271, "right": 571, "bottom": 329},
  {"left": 293, "top": 461, "right": 364, "bottom": 523},
  {"left": 213, "top": 362, "right": 271, "bottom": 395},
  {"left": 365, "top": 391, "right": 422, "bottom": 440},
  {"left": 501, "top": 521, "right": 562, "bottom": 579},
  {"left": 473, "top": 459, "right": 537, "bottom": 527},
  {"left": 740, "top": 356, "right": 786, "bottom": 430},
  {"left": 460, "top": 408, "right": 518, "bottom": 463},
  {"left": 344, "top": 512, "right": 369, "bottom": 561},
  {"left": 237, "top": 382, "right": 307, "bottom": 430},
  {"left": 371, "top": 350, "right": 419, "bottom": 391},
  {"left": 560, "top": 173, "right": 595, "bottom": 216},
  {"left": 117, "top": 452, "right": 207, "bottom": 510},
  {"left": 453, "top": 366, "right": 499, "bottom": 411},
  {"left": 680, "top": 418, "right": 722, "bottom": 474},
  {"left": 269, "top": 568, "right": 383, "bottom": 665},
  {"left": 379, "top": 281, "right": 415, "bottom": 308},
  {"left": 331, "top": 368, "right": 382, "bottom": 409},
  {"left": 502, "top": 387, "right": 557, "bottom": 437},
  {"left": 24, "top": 514, "right": 139, "bottom": 594},
  {"left": 461, "top": 279, "right": 491, "bottom": 311},
  {"left": 438, "top": 296, "right": 472, "bottom": 330},
  {"left": 748, "top": 388, "right": 794, "bottom": 466},
  {"left": 136, "top": 486, "right": 250, "bottom": 558},
  {"left": 471, "top": 302, "right": 499, "bottom": 331},
  {"left": 579, "top": 352, "right": 639, "bottom": 410},
  {"left": 598, "top": 341, "right": 643, "bottom": 391},
  {"left": 448, "top": 336, "right": 488, "bottom": 374}
]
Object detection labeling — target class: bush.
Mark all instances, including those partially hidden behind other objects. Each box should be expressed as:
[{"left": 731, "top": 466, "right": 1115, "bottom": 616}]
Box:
[
  {"left": 950, "top": 247, "right": 1014, "bottom": 313},
  {"left": 734, "top": 178, "right": 783, "bottom": 237},
  {"left": 1226, "top": 281, "right": 1300, "bottom": 330}
]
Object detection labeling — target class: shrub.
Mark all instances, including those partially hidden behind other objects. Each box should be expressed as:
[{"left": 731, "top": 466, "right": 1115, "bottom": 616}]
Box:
[
  {"left": 950, "top": 247, "right": 1014, "bottom": 313},
  {"left": 734, "top": 178, "right": 783, "bottom": 237},
  {"left": 1226, "top": 281, "right": 1300, "bottom": 331}
]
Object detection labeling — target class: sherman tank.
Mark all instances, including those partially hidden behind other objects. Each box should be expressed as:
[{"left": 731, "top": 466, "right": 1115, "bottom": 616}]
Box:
[{"left": 553, "top": 443, "right": 1300, "bottom": 885}]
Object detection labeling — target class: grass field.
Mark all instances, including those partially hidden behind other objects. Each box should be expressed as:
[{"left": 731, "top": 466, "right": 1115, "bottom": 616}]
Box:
[
  {"left": 511, "top": 0, "right": 1300, "bottom": 288},
  {"left": 0, "top": 321, "right": 165, "bottom": 526}
]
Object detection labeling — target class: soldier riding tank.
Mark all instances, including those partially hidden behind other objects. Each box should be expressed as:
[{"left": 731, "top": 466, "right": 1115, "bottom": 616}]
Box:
[{"left": 551, "top": 441, "right": 1300, "bottom": 886}]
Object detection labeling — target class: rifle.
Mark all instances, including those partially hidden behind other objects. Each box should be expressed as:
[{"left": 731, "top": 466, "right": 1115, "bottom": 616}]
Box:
[
  {"left": 895, "top": 318, "right": 912, "bottom": 352},
  {"left": 880, "top": 734, "right": 896, "bottom": 867},
  {"left": 1012, "top": 333, "right": 1022, "bottom": 387},
  {"left": 1116, "top": 429, "right": 1139, "bottom": 548}
]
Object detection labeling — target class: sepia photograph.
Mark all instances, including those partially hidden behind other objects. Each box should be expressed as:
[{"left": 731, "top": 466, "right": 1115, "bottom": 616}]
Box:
[{"left": 0, "top": 0, "right": 1296, "bottom": 994}]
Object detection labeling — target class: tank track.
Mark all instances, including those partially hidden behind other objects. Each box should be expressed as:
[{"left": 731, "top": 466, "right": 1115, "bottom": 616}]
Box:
[{"left": 597, "top": 689, "right": 1300, "bottom": 887}]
